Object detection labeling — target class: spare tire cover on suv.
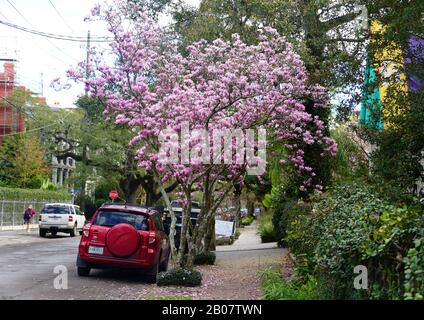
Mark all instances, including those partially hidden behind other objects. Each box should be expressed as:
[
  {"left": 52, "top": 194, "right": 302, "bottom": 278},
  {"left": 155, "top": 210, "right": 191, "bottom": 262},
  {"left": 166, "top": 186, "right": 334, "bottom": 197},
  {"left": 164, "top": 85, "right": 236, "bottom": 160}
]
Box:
[{"left": 106, "top": 223, "right": 140, "bottom": 257}]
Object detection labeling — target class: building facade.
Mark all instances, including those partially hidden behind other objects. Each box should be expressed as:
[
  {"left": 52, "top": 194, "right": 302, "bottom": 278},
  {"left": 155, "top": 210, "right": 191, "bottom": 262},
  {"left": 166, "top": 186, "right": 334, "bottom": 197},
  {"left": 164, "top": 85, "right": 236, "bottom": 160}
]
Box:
[{"left": 0, "top": 59, "right": 25, "bottom": 144}]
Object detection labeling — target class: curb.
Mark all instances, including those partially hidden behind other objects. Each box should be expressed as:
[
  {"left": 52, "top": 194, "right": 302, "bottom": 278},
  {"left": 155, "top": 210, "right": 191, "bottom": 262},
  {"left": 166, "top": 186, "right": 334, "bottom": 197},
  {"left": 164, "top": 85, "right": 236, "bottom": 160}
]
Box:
[{"left": 0, "top": 224, "right": 39, "bottom": 231}]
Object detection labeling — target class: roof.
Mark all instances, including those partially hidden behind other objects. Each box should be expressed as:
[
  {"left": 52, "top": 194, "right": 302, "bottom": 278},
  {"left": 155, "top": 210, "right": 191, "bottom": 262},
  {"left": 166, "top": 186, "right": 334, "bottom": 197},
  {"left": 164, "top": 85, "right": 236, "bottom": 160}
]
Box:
[
  {"left": 44, "top": 203, "right": 77, "bottom": 207},
  {"left": 99, "top": 203, "right": 152, "bottom": 214}
]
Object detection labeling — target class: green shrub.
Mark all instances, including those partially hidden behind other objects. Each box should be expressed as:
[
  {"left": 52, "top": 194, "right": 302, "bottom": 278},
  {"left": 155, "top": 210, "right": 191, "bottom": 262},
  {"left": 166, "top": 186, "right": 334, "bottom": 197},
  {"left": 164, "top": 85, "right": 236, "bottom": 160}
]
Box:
[
  {"left": 363, "top": 202, "right": 424, "bottom": 299},
  {"left": 193, "top": 251, "right": 216, "bottom": 265},
  {"left": 157, "top": 268, "right": 202, "bottom": 287},
  {"left": 0, "top": 186, "right": 71, "bottom": 202},
  {"left": 241, "top": 216, "right": 254, "bottom": 226},
  {"left": 284, "top": 182, "right": 424, "bottom": 300},
  {"left": 404, "top": 231, "right": 424, "bottom": 300},
  {"left": 258, "top": 213, "right": 277, "bottom": 243},
  {"left": 261, "top": 268, "right": 318, "bottom": 300},
  {"left": 216, "top": 236, "right": 234, "bottom": 246}
]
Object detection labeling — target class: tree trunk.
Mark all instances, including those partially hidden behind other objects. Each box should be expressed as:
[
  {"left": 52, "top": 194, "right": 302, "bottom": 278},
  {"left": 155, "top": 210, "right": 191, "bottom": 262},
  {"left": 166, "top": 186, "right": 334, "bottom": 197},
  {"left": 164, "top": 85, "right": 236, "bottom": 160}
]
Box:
[
  {"left": 247, "top": 198, "right": 255, "bottom": 216},
  {"left": 204, "top": 216, "right": 216, "bottom": 251},
  {"left": 80, "top": 144, "right": 88, "bottom": 212},
  {"left": 121, "top": 175, "right": 141, "bottom": 204},
  {"left": 158, "top": 182, "right": 179, "bottom": 268},
  {"left": 178, "top": 192, "right": 192, "bottom": 269},
  {"left": 234, "top": 183, "right": 242, "bottom": 227}
]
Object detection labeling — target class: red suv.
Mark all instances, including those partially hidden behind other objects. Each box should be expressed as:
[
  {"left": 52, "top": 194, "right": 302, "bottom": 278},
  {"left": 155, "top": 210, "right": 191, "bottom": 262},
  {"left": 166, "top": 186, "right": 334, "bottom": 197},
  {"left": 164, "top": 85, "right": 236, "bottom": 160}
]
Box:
[{"left": 76, "top": 204, "right": 170, "bottom": 281}]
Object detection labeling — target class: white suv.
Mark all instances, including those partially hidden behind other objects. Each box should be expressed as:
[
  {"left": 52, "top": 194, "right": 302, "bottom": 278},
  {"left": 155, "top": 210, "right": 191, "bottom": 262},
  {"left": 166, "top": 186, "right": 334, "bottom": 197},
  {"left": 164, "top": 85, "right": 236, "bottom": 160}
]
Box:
[{"left": 39, "top": 203, "right": 86, "bottom": 237}]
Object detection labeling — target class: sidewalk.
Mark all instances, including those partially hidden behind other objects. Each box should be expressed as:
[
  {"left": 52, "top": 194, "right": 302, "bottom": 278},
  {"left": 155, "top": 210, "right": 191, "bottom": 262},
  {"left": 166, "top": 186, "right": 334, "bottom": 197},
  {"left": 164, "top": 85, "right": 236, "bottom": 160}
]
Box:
[
  {"left": 216, "top": 221, "right": 278, "bottom": 252},
  {"left": 0, "top": 228, "right": 43, "bottom": 247}
]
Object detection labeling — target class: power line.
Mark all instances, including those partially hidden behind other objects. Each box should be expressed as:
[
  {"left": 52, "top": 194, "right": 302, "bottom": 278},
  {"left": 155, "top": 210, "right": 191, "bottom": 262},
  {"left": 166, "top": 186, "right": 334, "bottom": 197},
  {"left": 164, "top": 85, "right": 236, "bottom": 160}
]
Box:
[
  {"left": 0, "top": 11, "right": 70, "bottom": 65},
  {"left": 5, "top": 0, "right": 31, "bottom": 26},
  {"left": 0, "top": 20, "right": 112, "bottom": 42},
  {"left": 48, "top": 0, "right": 77, "bottom": 36},
  {"left": 4, "top": 0, "right": 80, "bottom": 62},
  {"left": 0, "top": 95, "right": 73, "bottom": 137},
  {"left": 0, "top": 117, "right": 68, "bottom": 137}
]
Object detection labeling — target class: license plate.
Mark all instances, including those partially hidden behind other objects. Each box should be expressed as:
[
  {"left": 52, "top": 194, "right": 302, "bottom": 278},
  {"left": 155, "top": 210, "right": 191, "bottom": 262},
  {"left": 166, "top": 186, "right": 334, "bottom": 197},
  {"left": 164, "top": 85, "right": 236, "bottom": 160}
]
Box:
[{"left": 88, "top": 246, "right": 104, "bottom": 255}]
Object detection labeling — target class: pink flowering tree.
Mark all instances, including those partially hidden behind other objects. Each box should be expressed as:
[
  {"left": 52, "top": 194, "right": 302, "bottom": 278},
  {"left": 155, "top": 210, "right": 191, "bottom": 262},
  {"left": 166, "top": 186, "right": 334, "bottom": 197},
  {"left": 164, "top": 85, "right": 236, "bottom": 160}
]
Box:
[{"left": 66, "top": 0, "right": 336, "bottom": 270}]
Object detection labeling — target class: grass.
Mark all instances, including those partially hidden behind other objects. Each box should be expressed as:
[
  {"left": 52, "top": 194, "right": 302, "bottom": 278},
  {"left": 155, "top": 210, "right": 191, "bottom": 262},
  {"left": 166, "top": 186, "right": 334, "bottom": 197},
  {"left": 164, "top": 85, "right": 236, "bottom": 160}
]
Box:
[
  {"left": 241, "top": 215, "right": 254, "bottom": 226},
  {"left": 261, "top": 268, "right": 319, "bottom": 300},
  {"left": 257, "top": 213, "right": 277, "bottom": 243}
]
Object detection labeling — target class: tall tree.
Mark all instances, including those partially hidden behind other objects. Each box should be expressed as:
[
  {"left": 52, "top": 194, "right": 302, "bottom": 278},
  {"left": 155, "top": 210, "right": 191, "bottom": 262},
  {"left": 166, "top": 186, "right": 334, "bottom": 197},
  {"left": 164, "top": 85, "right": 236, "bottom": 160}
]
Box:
[
  {"left": 70, "top": 1, "right": 336, "bottom": 269},
  {"left": 0, "top": 134, "right": 49, "bottom": 188},
  {"left": 32, "top": 96, "right": 178, "bottom": 205},
  {"left": 361, "top": 0, "right": 424, "bottom": 195},
  {"left": 171, "top": 0, "right": 367, "bottom": 192}
]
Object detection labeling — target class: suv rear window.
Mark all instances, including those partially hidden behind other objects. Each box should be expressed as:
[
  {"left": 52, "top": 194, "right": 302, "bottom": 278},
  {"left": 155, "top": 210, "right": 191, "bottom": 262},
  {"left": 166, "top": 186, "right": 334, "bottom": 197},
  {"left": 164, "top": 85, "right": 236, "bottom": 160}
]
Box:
[
  {"left": 93, "top": 210, "right": 149, "bottom": 231},
  {"left": 42, "top": 205, "right": 71, "bottom": 214}
]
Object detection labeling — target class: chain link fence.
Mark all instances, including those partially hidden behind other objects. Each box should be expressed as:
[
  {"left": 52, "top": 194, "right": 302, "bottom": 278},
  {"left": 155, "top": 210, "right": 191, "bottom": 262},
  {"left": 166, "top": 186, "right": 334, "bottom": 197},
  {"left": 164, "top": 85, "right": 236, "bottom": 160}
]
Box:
[{"left": 0, "top": 200, "right": 72, "bottom": 229}]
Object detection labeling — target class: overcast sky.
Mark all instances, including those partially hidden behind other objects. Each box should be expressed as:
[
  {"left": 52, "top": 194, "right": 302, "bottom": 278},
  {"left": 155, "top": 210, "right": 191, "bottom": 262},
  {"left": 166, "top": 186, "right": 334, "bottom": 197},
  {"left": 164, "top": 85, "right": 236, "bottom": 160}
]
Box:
[{"left": 0, "top": 0, "right": 199, "bottom": 108}]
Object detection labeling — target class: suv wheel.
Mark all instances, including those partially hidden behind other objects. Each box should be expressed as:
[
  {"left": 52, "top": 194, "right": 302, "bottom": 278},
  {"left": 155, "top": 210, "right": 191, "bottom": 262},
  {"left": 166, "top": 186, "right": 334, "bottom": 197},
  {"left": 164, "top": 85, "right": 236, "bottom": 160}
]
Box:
[
  {"left": 70, "top": 224, "right": 77, "bottom": 237},
  {"left": 77, "top": 267, "right": 91, "bottom": 277},
  {"left": 39, "top": 229, "right": 47, "bottom": 238},
  {"left": 146, "top": 262, "right": 159, "bottom": 283}
]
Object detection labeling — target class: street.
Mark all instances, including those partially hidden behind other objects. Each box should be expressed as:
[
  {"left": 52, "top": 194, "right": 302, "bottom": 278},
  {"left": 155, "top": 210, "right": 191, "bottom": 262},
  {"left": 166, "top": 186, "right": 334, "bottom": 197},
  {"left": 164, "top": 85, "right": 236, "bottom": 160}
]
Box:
[
  {"left": 0, "top": 225, "right": 285, "bottom": 300},
  {"left": 0, "top": 231, "right": 163, "bottom": 300}
]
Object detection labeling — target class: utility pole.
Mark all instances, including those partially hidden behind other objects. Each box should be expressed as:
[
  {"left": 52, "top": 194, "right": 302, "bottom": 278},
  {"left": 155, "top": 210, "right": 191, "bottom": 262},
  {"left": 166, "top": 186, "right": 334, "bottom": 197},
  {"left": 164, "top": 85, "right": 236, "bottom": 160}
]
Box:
[
  {"left": 40, "top": 72, "right": 43, "bottom": 96},
  {"left": 80, "top": 30, "right": 91, "bottom": 211},
  {"left": 85, "top": 30, "right": 91, "bottom": 93}
]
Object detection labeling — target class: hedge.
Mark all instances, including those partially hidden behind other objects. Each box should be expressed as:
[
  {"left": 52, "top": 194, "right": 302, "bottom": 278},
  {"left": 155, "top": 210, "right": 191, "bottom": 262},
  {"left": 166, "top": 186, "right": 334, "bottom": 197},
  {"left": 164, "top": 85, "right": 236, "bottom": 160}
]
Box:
[
  {"left": 0, "top": 187, "right": 72, "bottom": 202},
  {"left": 193, "top": 251, "right": 216, "bottom": 265},
  {"left": 157, "top": 268, "right": 202, "bottom": 287}
]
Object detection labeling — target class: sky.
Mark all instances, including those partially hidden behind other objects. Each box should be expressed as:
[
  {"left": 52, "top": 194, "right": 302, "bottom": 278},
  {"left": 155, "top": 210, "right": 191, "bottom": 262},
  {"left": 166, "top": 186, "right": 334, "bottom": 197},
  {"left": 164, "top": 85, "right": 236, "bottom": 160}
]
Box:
[{"left": 0, "top": 0, "right": 200, "bottom": 108}]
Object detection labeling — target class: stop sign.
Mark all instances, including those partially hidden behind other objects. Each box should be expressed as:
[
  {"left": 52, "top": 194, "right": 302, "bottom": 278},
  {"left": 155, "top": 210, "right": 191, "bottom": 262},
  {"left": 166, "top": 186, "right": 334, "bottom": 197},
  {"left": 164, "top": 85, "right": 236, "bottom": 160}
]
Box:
[{"left": 109, "top": 190, "right": 119, "bottom": 200}]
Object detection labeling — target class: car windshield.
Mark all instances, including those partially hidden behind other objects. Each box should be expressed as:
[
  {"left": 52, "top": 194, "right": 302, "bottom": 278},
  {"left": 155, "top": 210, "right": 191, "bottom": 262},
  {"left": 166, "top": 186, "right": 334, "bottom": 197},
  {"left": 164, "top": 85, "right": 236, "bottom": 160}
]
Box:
[
  {"left": 93, "top": 210, "right": 149, "bottom": 231},
  {"left": 42, "top": 205, "right": 70, "bottom": 214},
  {"left": 171, "top": 201, "right": 182, "bottom": 208}
]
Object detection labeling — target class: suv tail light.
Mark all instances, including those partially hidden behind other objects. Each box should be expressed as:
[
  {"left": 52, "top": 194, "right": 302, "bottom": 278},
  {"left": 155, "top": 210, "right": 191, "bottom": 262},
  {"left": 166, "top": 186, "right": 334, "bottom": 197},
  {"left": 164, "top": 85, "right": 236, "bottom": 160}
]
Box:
[
  {"left": 148, "top": 232, "right": 156, "bottom": 244},
  {"left": 68, "top": 215, "right": 73, "bottom": 222},
  {"left": 82, "top": 224, "right": 91, "bottom": 238}
]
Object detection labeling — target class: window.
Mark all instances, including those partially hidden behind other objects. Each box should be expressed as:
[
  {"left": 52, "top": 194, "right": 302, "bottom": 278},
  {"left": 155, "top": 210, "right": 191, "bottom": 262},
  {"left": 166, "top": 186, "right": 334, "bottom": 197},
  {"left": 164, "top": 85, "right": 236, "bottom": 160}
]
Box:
[
  {"left": 93, "top": 211, "right": 149, "bottom": 231},
  {"left": 42, "top": 205, "right": 71, "bottom": 215}
]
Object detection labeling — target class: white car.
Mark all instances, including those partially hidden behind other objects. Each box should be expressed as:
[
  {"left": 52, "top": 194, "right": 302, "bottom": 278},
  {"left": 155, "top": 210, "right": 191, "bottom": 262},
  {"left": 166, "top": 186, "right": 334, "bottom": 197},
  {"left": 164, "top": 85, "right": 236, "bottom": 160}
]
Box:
[{"left": 39, "top": 203, "right": 86, "bottom": 237}]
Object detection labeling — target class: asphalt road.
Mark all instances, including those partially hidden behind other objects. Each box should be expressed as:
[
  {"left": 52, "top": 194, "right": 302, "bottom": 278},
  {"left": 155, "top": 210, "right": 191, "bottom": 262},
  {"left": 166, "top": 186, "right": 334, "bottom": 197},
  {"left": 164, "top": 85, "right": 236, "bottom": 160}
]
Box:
[
  {"left": 0, "top": 227, "right": 283, "bottom": 300},
  {"left": 0, "top": 231, "right": 161, "bottom": 300}
]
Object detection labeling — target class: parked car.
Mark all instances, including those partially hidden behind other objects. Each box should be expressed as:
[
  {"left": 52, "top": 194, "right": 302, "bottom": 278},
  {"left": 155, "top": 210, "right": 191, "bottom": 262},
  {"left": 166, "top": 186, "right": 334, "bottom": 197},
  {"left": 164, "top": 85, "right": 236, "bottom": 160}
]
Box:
[
  {"left": 76, "top": 203, "right": 170, "bottom": 281},
  {"left": 163, "top": 200, "right": 200, "bottom": 251},
  {"left": 39, "top": 203, "right": 86, "bottom": 237}
]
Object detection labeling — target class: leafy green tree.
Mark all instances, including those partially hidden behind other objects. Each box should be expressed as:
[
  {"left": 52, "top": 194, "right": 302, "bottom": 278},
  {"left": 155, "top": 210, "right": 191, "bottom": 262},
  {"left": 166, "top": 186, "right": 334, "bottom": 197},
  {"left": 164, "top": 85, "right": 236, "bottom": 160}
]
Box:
[
  {"left": 171, "top": 0, "right": 370, "bottom": 193},
  {"left": 362, "top": 0, "right": 424, "bottom": 196},
  {"left": 32, "top": 96, "right": 178, "bottom": 206},
  {"left": 0, "top": 134, "right": 49, "bottom": 188}
]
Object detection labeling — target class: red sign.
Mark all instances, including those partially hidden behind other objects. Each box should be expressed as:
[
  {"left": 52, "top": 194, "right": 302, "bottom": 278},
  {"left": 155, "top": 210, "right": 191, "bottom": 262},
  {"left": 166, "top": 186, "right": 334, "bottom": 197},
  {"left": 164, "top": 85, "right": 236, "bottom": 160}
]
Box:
[{"left": 109, "top": 190, "right": 119, "bottom": 200}]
